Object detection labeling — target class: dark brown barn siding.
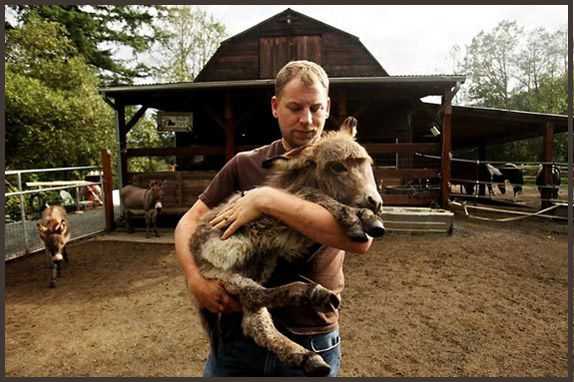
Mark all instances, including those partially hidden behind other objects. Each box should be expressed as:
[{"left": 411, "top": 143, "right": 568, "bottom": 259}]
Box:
[
  {"left": 259, "top": 35, "right": 322, "bottom": 78},
  {"left": 195, "top": 40, "right": 259, "bottom": 82},
  {"left": 322, "top": 33, "right": 385, "bottom": 77},
  {"left": 196, "top": 9, "right": 387, "bottom": 82}
]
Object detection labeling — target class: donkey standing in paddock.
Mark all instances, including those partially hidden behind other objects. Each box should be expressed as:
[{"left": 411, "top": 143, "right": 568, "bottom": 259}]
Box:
[
  {"left": 37, "top": 205, "right": 71, "bottom": 288},
  {"left": 190, "top": 117, "right": 385, "bottom": 377},
  {"left": 120, "top": 180, "right": 164, "bottom": 238}
]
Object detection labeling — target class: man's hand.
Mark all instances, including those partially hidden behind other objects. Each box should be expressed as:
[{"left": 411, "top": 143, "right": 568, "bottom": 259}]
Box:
[
  {"left": 188, "top": 275, "right": 242, "bottom": 314},
  {"left": 209, "top": 188, "right": 272, "bottom": 239}
]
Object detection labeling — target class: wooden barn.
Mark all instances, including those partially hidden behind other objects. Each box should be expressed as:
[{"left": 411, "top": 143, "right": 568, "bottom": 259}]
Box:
[{"left": 100, "top": 8, "right": 568, "bottom": 216}]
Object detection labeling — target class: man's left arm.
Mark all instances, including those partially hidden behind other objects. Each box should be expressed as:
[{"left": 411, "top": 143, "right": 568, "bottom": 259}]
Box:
[{"left": 211, "top": 186, "right": 373, "bottom": 254}]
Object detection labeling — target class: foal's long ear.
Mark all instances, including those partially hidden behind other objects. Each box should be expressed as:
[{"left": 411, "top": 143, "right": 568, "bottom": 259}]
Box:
[{"left": 339, "top": 116, "right": 358, "bottom": 138}]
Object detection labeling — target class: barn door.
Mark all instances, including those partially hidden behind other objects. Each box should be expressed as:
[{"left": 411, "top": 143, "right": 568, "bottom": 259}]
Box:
[{"left": 259, "top": 35, "right": 322, "bottom": 79}]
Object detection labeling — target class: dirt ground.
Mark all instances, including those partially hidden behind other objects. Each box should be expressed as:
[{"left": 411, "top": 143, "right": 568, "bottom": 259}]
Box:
[{"left": 5, "top": 212, "right": 569, "bottom": 377}]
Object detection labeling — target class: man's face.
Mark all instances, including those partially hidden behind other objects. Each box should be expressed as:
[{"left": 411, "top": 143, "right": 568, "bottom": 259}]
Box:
[{"left": 271, "top": 76, "right": 330, "bottom": 150}]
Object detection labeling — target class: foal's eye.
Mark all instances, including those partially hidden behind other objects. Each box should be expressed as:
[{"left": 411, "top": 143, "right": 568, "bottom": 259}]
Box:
[{"left": 330, "top": 162, "right": 347, "bottom": 173}]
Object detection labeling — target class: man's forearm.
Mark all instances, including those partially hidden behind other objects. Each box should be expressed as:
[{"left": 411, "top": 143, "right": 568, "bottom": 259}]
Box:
[
  {"left": 258, "top": 187, "right": 372, "bottom": 254},
  {"left": 174, "top": 200, "right": 208, "bottom": 285}
]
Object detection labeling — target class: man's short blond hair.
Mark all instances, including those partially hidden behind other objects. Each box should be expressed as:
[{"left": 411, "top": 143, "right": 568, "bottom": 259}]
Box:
[{"left": 275, "top": 60, "right": 329, "bottom": 98}]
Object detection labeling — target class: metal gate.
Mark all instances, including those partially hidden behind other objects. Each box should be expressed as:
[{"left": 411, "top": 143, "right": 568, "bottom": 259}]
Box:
[{"left": 5, "top": 165, "right": 107, "bottom": 261}]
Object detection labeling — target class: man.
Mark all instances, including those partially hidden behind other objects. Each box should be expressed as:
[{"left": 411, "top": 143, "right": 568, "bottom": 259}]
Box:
[{"left": 174, "top": 60, "right": 373, "bottom": 376}]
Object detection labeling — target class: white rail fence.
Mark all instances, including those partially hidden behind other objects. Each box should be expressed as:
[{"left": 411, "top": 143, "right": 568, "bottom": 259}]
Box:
[{"left": 5, "top": 166, "right": 107, "bottom": 261}]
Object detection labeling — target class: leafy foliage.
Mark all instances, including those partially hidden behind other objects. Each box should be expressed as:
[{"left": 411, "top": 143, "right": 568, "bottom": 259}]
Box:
[
  {"left": 152, "top": 5, "right": 226, "bottom": 82},
  {"left": 461, "top": 20, "right": 523, "bottom": 108},
  {"left": 5, "top": 16, "right": 117, "bottom": 172},
  {"left": 452, "top": 21, "right": 567, "bottom": 162},
  {"left": 8, "top": 5, "right": 169, "bottom": 85}
]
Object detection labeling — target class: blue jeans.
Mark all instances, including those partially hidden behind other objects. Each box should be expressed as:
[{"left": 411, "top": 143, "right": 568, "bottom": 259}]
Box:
[{"left": 202, "top": 313, "right": 341, "bottom": 377}]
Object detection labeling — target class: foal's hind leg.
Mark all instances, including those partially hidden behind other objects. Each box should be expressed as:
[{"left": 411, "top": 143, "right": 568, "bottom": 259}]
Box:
[
  {"left": 202, "top": 270, "right": 338, "bottom": 312},
  {"left": 242, "top": 307, "right": 331, "bottom": 377}
]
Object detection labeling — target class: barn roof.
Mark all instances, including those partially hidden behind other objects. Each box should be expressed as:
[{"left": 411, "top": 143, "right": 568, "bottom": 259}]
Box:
[
  {"left": 100, "top": 75, "right": 465, "bottom": 106},
  {"left": 194, "top": 8, "right": 389, "bottom": 81},
  {"left": 421, "top": 102, "right": 569, "bottom": 149},
  {"left": 222, "top": 8, "right": 359, "bottom": 44}
]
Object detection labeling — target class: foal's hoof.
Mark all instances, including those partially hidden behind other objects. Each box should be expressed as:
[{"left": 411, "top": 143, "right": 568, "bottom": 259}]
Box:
[
  {"left": 49, "top": 281, "right": 56, "bottom": 288},
  {"left": 347, "top": 227, "right": 369, "bottom": 242},
  {"left": 303, "top": 353, "right": 331, "bottom": 377},
  {"left": 309, "top": 285, "right": 340, "bottom": 312},
  {"left": 365, "top": 219, "right": 385, "bottom": 238}
]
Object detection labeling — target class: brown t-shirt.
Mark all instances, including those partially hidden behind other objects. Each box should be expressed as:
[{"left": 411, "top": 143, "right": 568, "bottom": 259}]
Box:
[{"left": 199, "top": 139, "right": 345, "bottom": 335}]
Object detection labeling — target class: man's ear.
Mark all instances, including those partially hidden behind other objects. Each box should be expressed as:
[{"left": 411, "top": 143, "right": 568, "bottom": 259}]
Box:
[
  {"left": 325, "top": 97, "right": 331, "bottom": 118},
  {"left": 271, "top": 96, "right": 279, "bottom": 118}
]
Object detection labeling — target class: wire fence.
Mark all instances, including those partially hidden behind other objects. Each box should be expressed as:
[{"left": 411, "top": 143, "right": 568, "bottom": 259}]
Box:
[
  {"left": 4, "top": 165, "right": 107, "bottom": 261},
  {"left": 410, "top": 153, "right": 569, "bottom": 204}
]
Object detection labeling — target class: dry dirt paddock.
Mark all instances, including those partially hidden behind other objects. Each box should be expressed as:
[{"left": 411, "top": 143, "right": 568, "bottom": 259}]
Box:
[{"left": 5, "top": 214, "right": 569, "bottom": 377}]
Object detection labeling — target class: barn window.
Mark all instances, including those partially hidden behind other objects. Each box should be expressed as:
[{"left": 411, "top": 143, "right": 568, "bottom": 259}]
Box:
[{"left": 259, "top": 35, "right": 322, "bottom": 79}]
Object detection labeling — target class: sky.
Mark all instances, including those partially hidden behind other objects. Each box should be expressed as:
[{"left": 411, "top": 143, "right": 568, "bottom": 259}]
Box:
[{"left": 198, "top": 4, "right": 568, "bottom": 76}]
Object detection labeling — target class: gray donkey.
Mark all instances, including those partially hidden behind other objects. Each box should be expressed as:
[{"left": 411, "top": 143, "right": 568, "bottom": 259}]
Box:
[
  {"left": 190, "top": 117, "right": 385, "bottom": 377},
  {"left": 120, "top": 180, "right": 163, "bottom": 238}
]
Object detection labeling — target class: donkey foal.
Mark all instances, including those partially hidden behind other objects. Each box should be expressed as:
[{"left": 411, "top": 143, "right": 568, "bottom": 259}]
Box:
[{"left": 190, "top": 117, "right": 384, "bottom": 376}]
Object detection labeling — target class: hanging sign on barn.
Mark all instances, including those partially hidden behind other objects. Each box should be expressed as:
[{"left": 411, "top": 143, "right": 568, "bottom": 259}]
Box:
[{"left": 157, "top": 112, "right": 193, "bottom": 133}]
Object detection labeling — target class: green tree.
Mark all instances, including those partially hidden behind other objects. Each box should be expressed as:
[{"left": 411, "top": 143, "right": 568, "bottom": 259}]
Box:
[
  {"left": 451, "top": 22, "right": 567, "bottom": 163},
  {"left": 461, "top": 20, "right": 523, "bottom": 108},
  {"left": 8, "top": 5, "right": 169, "bottom": 85},
  {"left": 152, "top": 5, "right": 226, "bottom": 82},
  {"left": 5, "top": 16, "right": 117, "bottom": 171}
]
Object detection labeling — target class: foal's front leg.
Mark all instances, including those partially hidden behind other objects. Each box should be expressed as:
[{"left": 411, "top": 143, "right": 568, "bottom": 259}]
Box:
[{"left": 297, "top": 188, "right": 384, "bottom": 241}]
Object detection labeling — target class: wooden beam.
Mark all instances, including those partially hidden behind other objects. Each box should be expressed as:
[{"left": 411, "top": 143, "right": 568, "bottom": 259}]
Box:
[
  {"left": 126, "top": 146, "right": 225, "bottom": 158},
  {"left": 123, "top": 105, "right": 148, "bottom": 135},
  {"left": 101, "top": 149, "right": 115, "bottom": 231},
  {"left": 381, "top": 192, "right": 440, "bottom": 207},
  {"left": 374, "top": 168, "right": 440, "bottom": 179},
  {"left": 363, "top": 143, "right": 440, "bottom": 154},
  {"left": 478, "top": 144, "right": 486, "bottom": 196},
  {"left": 116, "top": 103, "right": 128, "bottom": 187},
  {"left": 541, "top": 122, "right": 555, "bottom": 208},
  {"left": 441, "top": 90, "right": 453, "bottom": 209},
  {"left": 103, "top": 97, "right": 116, "bottom": 110}
]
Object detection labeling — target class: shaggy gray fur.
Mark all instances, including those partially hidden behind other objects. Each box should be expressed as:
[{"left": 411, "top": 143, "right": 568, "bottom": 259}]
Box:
[{"left": 190, "top": 117, "right": 384, "bottom": 376}]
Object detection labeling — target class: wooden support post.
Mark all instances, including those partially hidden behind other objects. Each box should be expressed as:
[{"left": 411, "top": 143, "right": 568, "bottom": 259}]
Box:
[
  {"left": 478, "top": 144, "right": 486, "bottom": 196},
  {"left": 224, "top": 93, "right": 236, "bottom": 162},
  {"left": 101, "top": 149, "right": 115, "bottom": 231},
  {"left": 116, "top": 103, "right": 128, "bottom": 187},
  {"left": 541, "top": 122, "right": 555, "bottom": 209},
  {"left": 440, "top": 92, "right": 453, "bottom": 209}
]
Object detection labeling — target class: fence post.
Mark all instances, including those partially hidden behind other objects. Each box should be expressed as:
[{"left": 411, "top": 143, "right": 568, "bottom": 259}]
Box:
[
  {"left": 17, "top": 172, "right": 30, "bottom": 253},
  {"left": 101, "top": 149, "right": 115, "bottom": 231}
]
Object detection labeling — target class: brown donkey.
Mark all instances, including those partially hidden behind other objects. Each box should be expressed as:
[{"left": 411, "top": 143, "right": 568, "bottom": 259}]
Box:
[
  {"left": 37, "top": 205, "right": 71, "bottom": 288},
  {"left": 190, "top": 117, "right": 384, "bottom": 376}
]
